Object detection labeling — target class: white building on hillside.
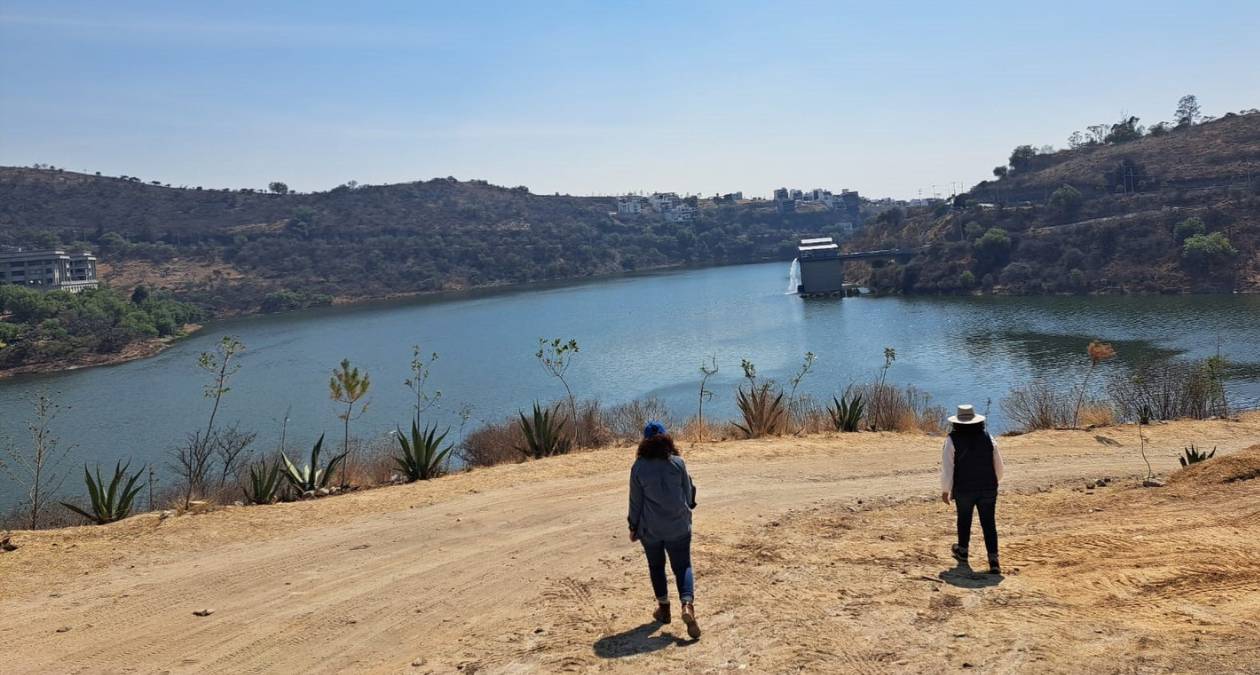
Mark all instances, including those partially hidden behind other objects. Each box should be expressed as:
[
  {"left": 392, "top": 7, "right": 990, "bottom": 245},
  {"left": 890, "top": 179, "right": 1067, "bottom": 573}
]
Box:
[{"left": 0, "top": 249, "right": 100, "bottom": 293}]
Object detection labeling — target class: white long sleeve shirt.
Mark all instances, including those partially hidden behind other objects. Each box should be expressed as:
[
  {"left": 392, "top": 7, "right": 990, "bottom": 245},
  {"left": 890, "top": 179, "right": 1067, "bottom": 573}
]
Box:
[{"left": 940, "top": 434, "right": 1004, "bottom": 493}]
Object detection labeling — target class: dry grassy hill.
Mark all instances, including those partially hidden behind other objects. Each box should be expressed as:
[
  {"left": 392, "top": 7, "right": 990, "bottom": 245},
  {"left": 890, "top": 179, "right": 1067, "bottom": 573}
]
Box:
[{"left": 851, "top": 112, "right": 1260, "bottom": 295}]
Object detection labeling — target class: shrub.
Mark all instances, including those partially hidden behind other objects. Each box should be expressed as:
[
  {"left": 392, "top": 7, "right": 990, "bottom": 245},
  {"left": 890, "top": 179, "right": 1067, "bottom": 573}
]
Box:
[
  {"left": 1181, "top": 232, "right": 1238, "bottom": 271},
  {"left": 1179, "top": 444, "right": 1216, "bottom": 467},
  {"left": 242, "top": 459, "right": 284, "bottom": 504},
  {"left": 460, "top": 417, "right": 525, "bottom": 468},
  {"left": 281, "top": 434, "right": 346, "bottom": 493},
  {"left": 973, "top": 228, "right": 1011, "bottom": 273},
  {"left": 828, "top": 392, "right": 865, "bottom": 432},
  {"left": 604, "top": 397, "right": 674, "bottom": 443},
  {"left": 394, "top": 420, "right": 454, "bottom": 481},
  {"left": 60, "top": 462, "right": 146, "bottom": 525},
  {"left": 1048, "top": 185, "right": 1083, "bottom": 221},
  {"left": 1108, "top": 360, "right": 1223, "bottom": 422},
  {"left": 1173, "top": 217, "right": 1206, "bottom": 243},
  {"left": 1002, "top": 381, "right": 1074, "bottom": 432},
  {"left": 518, "top": 402, "right": 571, "bottom": 459},
  {"left": 734, "top": 382, "right": 788, "bottom": 438},
  {"left": 852, "top": 383, "right": 944, "bottom": 432}
]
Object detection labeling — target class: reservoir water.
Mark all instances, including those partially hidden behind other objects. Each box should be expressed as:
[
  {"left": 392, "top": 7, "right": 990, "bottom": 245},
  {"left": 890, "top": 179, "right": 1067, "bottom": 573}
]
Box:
[{"left": 2, "top": 261, "right": 1259, "bottom": 508}]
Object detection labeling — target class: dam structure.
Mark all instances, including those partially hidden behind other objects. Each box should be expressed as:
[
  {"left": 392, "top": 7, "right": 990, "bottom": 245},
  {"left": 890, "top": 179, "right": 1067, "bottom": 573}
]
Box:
[{"left": 790, "top": 237, "right": 912, "bottom": 297}]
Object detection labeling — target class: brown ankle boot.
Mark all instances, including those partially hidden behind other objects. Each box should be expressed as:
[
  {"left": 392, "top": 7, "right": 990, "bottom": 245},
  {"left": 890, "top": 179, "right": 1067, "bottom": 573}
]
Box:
[
  {"left": 681, "top": 603, "right": 701, "bottom": 639},
  {"left": 653, "top": 603, "right": 671, "bottom": 624}
]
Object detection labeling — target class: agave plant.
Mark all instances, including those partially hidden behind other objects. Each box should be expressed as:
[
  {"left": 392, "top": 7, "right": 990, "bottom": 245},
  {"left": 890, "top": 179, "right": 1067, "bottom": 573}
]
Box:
[
  {"left": 60, "top": 461, "right": 145, "bottom": 525},
  {"left": 828, "top": 392, "right": 865, "bottom": 432},
  {"left": 395, "top": 420, "right": 454, "bottom": 481},
  {"left": 243, "top": 459, "right": 285, "bottom": 504},
  {"left": 735, "top": 382, "right": 788, "bottom": 438},
  {"left": 281, "top": 434, "right": 346, "bottom": 493},
  {"left": 519, "top": 402, "right": 571, "bottom": 459},
  {"left": 1179, "top": 444, "right": 1217, "bottom": 467}
]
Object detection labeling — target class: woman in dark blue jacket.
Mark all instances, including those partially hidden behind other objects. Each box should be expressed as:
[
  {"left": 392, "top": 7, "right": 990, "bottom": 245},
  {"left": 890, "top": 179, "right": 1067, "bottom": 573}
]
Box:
[{"left": 628, "top": 421, "right": 700, "bottom": 638}]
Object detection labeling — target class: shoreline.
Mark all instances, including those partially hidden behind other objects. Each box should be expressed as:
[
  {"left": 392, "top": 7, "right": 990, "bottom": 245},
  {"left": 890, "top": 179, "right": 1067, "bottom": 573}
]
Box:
[
  {"left": 1, "top": 253, "right": 1254, "bottom": 379},
  {"left": 0, "top": 323, "right": 202, "bottom": 380}
]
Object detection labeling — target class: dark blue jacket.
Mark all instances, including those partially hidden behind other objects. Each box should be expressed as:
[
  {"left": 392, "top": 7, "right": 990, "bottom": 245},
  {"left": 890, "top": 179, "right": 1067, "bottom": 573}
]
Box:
[{"left": 628, "top": 455, "right": 697, "bottom": 542}]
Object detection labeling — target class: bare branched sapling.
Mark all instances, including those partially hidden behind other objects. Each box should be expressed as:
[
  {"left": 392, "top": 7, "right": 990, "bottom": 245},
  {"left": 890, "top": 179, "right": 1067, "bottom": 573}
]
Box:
[
  {"left": 697, "top": 356, "right": 719, "bottom": 440},
  {"left": 0, "top": 392, "right": 75, "bottom": 529},
  {"left": 536, "top": 337, "right": 580, "bottom": 442}
]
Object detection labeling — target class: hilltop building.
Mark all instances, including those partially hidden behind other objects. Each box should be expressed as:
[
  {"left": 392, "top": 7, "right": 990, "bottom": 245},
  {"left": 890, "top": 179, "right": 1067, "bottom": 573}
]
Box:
[
  {"left": 0, "top": 248, "right": 100, "bottom": 293},
  {"left": 616, "top": 196, "right": 646, "bottom": 216}
]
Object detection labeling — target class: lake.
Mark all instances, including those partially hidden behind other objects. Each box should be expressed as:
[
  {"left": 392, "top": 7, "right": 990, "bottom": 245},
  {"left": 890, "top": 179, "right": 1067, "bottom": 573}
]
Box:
[{"left": 2, "top": 261, "right": 1259, "bottom": 509}]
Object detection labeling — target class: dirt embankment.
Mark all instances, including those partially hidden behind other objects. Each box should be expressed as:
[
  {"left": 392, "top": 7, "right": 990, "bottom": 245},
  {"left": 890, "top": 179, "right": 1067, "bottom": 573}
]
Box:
[{"left": 2, "top": 416, "right": 1259, "bottom": 673}]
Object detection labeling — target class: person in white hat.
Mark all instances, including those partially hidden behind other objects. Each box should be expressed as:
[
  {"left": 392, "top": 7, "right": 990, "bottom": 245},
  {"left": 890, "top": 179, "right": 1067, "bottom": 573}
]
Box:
[{"left": 940, "top": 404, "right": 1005, "bottom": 574}]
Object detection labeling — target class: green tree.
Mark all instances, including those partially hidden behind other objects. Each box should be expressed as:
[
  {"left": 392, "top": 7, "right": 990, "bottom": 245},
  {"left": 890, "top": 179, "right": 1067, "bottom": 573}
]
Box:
[
  {"left": 268, "top": 181, "right": 290, "bottom": 195},
  {"left": 1175, "top": 94, "right": 1201, "bottom": 128},
  {"left": 973, "top": 228, "right": 1012, "bottom": 273},
  {"left": 1104, "top": 116, "right": 1143, "bottom": 144},
  {"left": 1182, "top": 232, "right": 1238, "bottom": 272},
  {"left": 329, "top": 358, "right": 371, "bottom": 487},
  {"left": 1173, "top": 217, "right": 1205, "bottom": 243},
  {"left": 1048, "top": 185, "right": 1083, "bottom": 221},
  {"left": 1008, "top": 145, "right": 1037, "bottom": 173}
]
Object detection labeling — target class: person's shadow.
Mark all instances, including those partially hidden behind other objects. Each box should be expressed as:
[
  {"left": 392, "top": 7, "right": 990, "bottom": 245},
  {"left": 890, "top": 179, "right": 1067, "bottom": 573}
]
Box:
[
  {"left": 593, "top": 621, "right": 694, "bottom": 658},
  {"left": 939, "top": 562, "right": 1004, "bottom": 588}
]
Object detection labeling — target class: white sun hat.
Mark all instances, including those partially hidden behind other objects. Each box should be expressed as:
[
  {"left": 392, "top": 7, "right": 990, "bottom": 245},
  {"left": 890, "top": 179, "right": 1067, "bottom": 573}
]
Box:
[{"left": 947, "top": 404, "right": 986, "bottom": 425}]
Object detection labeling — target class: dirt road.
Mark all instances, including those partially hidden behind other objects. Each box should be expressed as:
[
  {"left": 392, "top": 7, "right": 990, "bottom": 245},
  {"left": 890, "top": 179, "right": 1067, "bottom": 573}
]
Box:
[{"left": 3, "top": 416, "right": 1259, "bottom": 673}]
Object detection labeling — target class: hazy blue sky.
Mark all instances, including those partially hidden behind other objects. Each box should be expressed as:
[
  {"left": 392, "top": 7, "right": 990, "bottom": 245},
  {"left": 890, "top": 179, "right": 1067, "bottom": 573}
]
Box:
[{"left": 2, "top": 1, "right": 1258, "bottom": 199}]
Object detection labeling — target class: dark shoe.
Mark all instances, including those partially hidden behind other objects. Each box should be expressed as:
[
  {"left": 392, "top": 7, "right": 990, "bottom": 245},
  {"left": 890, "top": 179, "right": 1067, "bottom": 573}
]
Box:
[
  {"left": 653, "top": 603, "right": 671, "bottom": 624},
  {"left": 681, "top": 603, "right": 701, "bottom": 639},
  {"left": 951, "top": 544, "right": 969, "bottom": 565},
  {"left": 988, "top": 557, "right": 1002, "bottom": 575}
]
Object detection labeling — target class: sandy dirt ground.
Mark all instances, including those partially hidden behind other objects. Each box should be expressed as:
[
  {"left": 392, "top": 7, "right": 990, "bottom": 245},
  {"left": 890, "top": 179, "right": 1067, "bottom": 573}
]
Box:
[{"left": 3, "top": 416, "right": 1260, "bottom": 674}]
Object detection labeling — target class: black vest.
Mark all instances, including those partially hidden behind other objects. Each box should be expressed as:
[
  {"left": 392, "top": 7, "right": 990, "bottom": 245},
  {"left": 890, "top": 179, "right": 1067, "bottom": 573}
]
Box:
[{"left": 951, "top": 426, "right": 998, "bottom": 492}]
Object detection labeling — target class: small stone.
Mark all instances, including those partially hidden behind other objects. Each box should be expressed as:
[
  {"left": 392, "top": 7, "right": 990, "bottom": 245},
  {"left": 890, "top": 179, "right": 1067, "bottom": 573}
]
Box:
[
  {"left": 56, "top": 626, "right": 71, "bottom": 633},
  {"left": 193, "top": 609, "right": 215, "bottom": 617},
  {"left": 534, "top": 627, "right": 544, "bottom": 634},
  {"left": 1142, "top": 477, "right": 1166, "bottom": 488},
  {"left": 411, "top": 658, "right": 427, "bottom": 667},
  {"left": 159, "top": 510, "right": 174, "bottom": 520}
]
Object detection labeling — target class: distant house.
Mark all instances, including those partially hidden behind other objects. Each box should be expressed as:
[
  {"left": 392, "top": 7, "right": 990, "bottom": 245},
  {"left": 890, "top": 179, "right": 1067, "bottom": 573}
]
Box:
[
  {"left": 648, "top": 192, "right": 679, "bottom": 212},
  {"left": 663, "top": 205, "right": 696, "bottom": 223},
  {"left": 616, "top": 195, "right": 646, "bottom": 216},
  {"left": 0, "top": 248, "right": 100, "bottom": 293}
]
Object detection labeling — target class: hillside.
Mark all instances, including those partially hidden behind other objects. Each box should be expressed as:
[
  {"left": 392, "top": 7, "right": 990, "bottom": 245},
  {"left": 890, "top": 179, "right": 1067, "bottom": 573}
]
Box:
[
  {"left": 0, "top": 170, "right": 852, "bottom": 313},
  {"left": 2, "top": 416, "right": 1259, "bottom": 673},
  {"left": 849, "top": 112, "right": 1260, "bottom": 295}
]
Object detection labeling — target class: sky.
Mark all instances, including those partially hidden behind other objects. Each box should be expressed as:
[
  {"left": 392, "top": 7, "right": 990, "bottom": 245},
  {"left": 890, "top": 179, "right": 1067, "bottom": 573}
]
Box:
[{"left": 2, "top": 1, "right": 1258, "bottom": 200}]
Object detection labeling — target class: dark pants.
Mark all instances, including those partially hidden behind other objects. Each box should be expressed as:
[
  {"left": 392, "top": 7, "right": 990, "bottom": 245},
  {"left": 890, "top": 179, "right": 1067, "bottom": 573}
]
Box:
[
  {"left": 954, "top": 489, "right": 999, "bottom": 560},
  {"left": 641, "top": 533, "right": 694, "bottom": 604}
]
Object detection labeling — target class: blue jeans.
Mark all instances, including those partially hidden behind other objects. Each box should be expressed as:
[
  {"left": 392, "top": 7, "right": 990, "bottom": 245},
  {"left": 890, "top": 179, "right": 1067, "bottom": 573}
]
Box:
[{"left": 641, "top": 533, "right": 694, "bottom": 604}]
